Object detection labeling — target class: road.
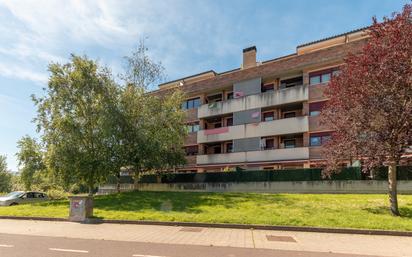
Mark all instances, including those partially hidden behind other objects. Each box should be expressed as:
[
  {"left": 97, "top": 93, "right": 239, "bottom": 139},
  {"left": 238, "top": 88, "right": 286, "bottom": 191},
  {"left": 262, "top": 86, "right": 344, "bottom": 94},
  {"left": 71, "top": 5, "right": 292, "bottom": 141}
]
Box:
[{"left": 0, "top": 233, "right": 382, "bottom": 257}]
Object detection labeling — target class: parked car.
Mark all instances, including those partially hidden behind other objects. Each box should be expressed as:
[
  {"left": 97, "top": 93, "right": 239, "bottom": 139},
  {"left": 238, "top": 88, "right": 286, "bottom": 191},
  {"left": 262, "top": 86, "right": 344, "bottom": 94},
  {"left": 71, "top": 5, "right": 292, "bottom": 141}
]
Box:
[{"left": 0, "top": 191, "right": 48, "bottom": 206}]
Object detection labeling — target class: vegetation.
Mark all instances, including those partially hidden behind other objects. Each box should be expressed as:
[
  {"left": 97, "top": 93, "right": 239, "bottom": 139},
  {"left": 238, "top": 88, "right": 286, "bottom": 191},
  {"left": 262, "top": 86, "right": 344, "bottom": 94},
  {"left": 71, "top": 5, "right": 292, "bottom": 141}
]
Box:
[
  {"left": 0, "top": 155, "right": 12, "bottom": 192},
  {"left": 16, "top": 136, "right": 45, "bottom": 190},
  {"left": 23, "top": 41, "right": 187, "bottom": 196},
  {"left": 0, "top": 192, "right": 412, "bottom": 231},
  {"left": 321, "top": 4, "right": 412, "bottom": 216}
]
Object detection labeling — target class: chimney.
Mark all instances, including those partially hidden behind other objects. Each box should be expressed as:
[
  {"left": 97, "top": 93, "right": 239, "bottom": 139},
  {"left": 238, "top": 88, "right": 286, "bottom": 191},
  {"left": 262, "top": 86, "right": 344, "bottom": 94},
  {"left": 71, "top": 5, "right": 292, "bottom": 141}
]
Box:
[{"left": 242, "top": 46, "right": 257, "bottom": 69}]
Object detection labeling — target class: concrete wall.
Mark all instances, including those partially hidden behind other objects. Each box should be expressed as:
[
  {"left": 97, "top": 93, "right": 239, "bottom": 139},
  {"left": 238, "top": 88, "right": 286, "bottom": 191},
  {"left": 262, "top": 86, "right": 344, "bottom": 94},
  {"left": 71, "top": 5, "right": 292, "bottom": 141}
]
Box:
[
  {"left": 197, "top": 116, "right": 309, "bottom": 144},
  {"left": 100, "top": 181, "right": 412, "bottom": 194},
  {"left": 197, "top": 85, "right": 308, "bottom": 118},
  {"left": 196, "top": 147, "right": 309, "bottom": 164}
]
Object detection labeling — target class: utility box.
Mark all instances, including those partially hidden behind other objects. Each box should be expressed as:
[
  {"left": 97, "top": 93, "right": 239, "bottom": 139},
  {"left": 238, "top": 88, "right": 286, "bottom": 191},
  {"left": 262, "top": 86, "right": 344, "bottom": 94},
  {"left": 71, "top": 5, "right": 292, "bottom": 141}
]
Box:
[{"left": 68, "top": 196, "right": 93, "bottom": 222}]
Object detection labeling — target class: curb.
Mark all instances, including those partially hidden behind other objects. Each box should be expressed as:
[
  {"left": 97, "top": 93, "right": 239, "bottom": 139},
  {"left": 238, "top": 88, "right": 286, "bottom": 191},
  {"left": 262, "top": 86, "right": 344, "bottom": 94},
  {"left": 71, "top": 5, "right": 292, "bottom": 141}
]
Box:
[{"left": 0, "top": 216, "right": 411, "bottom": 237}]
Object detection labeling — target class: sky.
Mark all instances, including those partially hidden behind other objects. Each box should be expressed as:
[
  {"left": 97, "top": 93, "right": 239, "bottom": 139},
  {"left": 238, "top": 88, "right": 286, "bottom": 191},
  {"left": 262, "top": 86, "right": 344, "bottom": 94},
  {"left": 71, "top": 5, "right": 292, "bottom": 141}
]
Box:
[{"left": 0, "top": 0, "right": 410, "bottom": 171}]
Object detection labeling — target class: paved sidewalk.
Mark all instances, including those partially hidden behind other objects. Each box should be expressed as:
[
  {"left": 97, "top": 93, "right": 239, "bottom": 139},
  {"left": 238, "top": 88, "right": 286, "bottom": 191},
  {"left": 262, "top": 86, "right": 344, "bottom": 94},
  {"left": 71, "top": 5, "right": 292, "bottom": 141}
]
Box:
[{"left": 0, "top": 219, "right": 411, "bottom": 257}]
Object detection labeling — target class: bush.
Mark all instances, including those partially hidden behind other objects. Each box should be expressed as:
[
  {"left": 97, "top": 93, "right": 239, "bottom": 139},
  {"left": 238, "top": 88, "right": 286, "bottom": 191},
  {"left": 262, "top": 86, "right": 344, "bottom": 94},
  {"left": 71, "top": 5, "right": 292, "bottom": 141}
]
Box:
[{"left": 46, "top": 188, "right": 69, "bottom": 200}]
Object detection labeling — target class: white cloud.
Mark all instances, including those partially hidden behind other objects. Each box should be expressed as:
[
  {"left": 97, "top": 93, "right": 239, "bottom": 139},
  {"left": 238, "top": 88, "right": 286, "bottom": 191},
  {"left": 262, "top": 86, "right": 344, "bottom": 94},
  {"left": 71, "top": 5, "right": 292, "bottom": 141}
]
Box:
[{"left": 0, "top": 63, "right": 48, "bottom": 84}]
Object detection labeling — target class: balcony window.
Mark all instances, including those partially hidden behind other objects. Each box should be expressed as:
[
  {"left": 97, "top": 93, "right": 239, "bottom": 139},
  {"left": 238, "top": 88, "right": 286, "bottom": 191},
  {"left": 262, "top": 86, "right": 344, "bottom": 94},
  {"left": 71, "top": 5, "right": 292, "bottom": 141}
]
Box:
[
  {"left": 227, "top": 92, "right": 234, "bottom": 100},
  {"left": 182, "top": 97, "right": 201, "bottom": 110},
  {"left": 226, "top": 117, "right": 233, "bottom": 126},
  {"left": 283, "top": 112, "right": 296, "bottom": 118},
  {"left": 262, "top": 138, "right": 275, "bottom": 150},
  {"left": 261, "top": 83, "right": 274, "bottom": 93},
  {"left": 309, "top": 101, "right": 327, "bottom": 116},
  {"left": 263, "top": 112, "right": 275, "bottom": 122},
  {"left": 184, "top": 145, "right": 198, "bottom": 156},
  {"left": 206, "top": 93, "right": 223, "bottom": 103},
  {"left": 187, "top": 122, "right": 200, "bottom": 133},
  {"left": 284, "top": 139, "right": 296, "bottom": 148},
  {"left": 309, "top": 68, "right": 339, "bottom": 86},
  {"left": 226, "top": 143, "right": 233, "bottom": 153},
  {"left": 310, "top": 132, "right": 332, "bottom": 146},
  {"left": 280, "top": 77, "right": 303, "bottom": 89}
]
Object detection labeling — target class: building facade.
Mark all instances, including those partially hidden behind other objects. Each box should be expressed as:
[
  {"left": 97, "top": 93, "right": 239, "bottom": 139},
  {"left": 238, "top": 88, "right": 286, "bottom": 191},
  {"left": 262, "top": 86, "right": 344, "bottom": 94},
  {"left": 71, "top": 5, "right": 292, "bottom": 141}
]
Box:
[{"left": 151, "top": 28, "right": 368, "bottom": 172}]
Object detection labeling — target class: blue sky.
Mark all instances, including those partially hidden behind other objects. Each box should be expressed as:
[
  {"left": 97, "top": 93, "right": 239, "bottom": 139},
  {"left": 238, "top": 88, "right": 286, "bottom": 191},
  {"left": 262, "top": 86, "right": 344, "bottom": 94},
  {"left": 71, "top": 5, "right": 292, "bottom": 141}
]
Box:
[{"left": 0, "top": 0, "right": 409, "bottom": 171}]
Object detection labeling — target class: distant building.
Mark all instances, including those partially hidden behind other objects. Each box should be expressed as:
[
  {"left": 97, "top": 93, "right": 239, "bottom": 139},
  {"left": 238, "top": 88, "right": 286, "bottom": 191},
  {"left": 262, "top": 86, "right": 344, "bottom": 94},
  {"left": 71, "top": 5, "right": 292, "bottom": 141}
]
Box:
[{"left": 151, "top": 28, "right": 369, "bottom": 172}]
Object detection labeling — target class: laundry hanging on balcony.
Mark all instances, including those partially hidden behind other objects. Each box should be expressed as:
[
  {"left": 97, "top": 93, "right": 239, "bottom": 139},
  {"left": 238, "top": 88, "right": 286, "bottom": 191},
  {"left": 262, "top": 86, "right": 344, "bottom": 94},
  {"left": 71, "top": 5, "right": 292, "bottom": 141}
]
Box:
[{"left": 204, "top": 126, "right": 229, "bottom": 135}]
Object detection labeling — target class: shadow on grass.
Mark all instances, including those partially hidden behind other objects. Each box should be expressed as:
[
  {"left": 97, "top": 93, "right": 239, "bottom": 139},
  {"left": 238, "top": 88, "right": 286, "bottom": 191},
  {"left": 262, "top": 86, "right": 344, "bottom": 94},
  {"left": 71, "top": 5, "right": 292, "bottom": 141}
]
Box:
[
  {"left": 93, "top": 191, "right": 295, "bottom": 214},
  {"left": 363, "top": 205, "right": 412, "bottom": 218}
]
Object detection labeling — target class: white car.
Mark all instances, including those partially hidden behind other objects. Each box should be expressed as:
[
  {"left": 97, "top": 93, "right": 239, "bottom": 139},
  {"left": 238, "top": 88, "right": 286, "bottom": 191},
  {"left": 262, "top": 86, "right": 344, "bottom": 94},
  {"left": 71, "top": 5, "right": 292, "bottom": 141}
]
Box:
[{"left": 0, "top": 191, "right": 48, "bottom": 206}]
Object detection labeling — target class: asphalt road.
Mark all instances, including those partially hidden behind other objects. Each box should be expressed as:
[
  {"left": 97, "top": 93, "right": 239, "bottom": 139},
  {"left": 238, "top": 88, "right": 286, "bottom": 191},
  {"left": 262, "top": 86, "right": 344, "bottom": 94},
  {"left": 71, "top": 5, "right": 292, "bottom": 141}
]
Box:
[{"left": 0, "top": 233, "right": 386, "bottom": 257}]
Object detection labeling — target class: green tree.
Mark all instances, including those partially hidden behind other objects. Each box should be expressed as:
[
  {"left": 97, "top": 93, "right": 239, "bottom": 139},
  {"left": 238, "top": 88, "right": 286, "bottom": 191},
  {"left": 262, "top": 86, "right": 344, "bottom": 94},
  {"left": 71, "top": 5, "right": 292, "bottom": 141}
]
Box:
[
  {"left": 33, "top": 55, "right": 118, "bottom": 195},
  {"left": 16, "top": 136, "right": 44, "bottom": 190},
  {"left": 0, "top": 155, "right": 12, "bottom": 192}
]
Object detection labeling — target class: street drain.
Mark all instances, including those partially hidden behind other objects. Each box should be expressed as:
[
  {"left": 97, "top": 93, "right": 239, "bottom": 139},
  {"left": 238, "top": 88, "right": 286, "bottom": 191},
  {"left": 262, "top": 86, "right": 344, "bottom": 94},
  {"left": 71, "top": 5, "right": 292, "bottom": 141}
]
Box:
[
  {"left": 179, "top": 227, "right": 203, "bottom": 232},
  {"left": 266, "top": 235, "right": 296, "bottom": 242}
]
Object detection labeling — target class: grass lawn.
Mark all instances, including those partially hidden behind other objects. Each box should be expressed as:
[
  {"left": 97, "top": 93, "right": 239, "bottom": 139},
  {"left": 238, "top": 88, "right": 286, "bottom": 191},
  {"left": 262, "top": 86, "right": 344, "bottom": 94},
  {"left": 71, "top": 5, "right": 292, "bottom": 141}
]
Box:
[{"left": 0, "top": 191, "right": 412, "bottom": 231}]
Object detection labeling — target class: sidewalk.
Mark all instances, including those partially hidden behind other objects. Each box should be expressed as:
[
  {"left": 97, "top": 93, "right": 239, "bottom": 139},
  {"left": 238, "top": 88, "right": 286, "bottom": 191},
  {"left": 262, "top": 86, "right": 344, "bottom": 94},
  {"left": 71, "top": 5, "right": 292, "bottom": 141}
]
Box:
[{"left": 0, "top": 219, "right": 411, "bottom": 257}]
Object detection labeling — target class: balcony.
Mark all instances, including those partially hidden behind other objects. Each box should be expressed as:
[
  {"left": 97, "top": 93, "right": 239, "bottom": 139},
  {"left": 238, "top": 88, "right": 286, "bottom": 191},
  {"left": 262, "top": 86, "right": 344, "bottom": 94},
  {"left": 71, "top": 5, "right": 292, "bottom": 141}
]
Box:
[
  {"left": 309, "top": 115, "right": 330, "bottom": 131},
  {"left": 197, "top": 85, "right": 308, "bottom": 118},
  {"left": 197, "top": 116, "right": 309, "bottom": 144},
  {"left": 196, "top": 147, "right": 310, "bottom": 165}
]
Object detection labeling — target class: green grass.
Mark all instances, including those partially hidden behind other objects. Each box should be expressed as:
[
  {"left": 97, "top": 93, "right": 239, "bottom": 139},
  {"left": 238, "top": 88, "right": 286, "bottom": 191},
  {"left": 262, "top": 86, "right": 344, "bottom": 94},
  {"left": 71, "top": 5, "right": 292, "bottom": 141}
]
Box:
[{"left": 1, "top": 191, "right": 412, "bottom": 231}]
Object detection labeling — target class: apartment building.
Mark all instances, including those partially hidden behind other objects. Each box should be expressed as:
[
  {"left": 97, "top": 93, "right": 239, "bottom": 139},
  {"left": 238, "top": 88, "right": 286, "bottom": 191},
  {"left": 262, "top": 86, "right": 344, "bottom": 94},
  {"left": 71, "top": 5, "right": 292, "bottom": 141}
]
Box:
[{"left": 151, "top": 28, "right": 368, "bottom": 172}]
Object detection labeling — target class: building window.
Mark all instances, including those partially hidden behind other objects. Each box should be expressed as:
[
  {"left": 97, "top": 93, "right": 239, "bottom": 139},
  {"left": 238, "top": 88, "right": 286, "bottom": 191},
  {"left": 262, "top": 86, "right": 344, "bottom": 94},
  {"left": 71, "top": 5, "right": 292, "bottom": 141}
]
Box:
[
  {"left": 283, "top": 112, "right": 296, "bottom": 118},
  {"left": 187, "top": 122, "right": 200, "bottom": 133},
  {"left": 182, "top": 97, "right": 201, "bottom": 110},
  {"left": 310, "top": 132, "right": 332, "bottom": 146},
  {"left": 264, "top": 138, "right": 275, "bottom": 150},
  {"left": 226, "top": 117, "right": 233, "bottom": 126},
  {"left": 263, "top": 112, "right": 275, "bottom": 122},
  {"left": 284, "top": 139, "right": 296, "bottom": 148},
  {"left": 309, "top": 68, "right": 339, "bottom": 86},
  {"left": 226, "top": 143, "right": 233, "bottom": 153},
  {"left": 309, "top": 101, "right": 327, "bottom": 116},
  {"left": 206, "top": 93, "right": 223, "bottom": 103},
  {"left": 280, "top": 77, "right": 303, "bottom": 89},
  {"left": 261, "top": 83, "right": 274, "bottom": 93},
  {"left": 184, "top": 146, "right": 198, "bottom": 156},
  {"left": 227, "top": 92, "right": 234, "bottom": 100}
]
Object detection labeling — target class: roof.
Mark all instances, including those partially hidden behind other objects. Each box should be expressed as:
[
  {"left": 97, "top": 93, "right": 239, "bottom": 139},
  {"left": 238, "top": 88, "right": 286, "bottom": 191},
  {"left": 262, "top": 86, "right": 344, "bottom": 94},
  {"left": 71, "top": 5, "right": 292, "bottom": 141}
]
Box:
[
  {"left": 158, "top": 70, "right": 216, "bottom": 87},
  {"left": 297, "top": 26, "right": 369, "bottom": 48}
]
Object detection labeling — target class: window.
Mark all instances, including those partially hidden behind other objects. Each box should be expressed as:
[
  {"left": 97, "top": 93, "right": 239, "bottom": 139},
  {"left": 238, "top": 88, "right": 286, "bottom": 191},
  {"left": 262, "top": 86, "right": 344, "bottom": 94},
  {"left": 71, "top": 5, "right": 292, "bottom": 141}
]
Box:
[
  {"left": 213, "top": 146, "right": 222, "bottom": 154},
  {"left": 226, "top": 143, "right": 233, "bottom": 153},
  {"left": 226, "top": 117, "right": 233, "bottom": 126},
  {"left": 280, "top": 77, "right": 303, "bottom": 89},
  {"left": 187, "top": 122, "right": 200, "bottom": 133},
  {"left": 309, "top": 68, "right": 339, "bottom": 85},
  {"left": 207, "top": 93, "right": 223, "bottom": 103},
  {"left": 227, "top": 92, "right": 234, "bottom": 100},
  {"left": 264, "top": 138, "right": 274, "bottom": 150},
  {"left": 310, "top": 132, "right": 332, "bottom": 146},
  {"left": 182, "top": 98, "right": 201, "bottom": 110},
  {"left": 309, "top": 101, "right": 327, "bottom": 116},
  {"left": 263, "top": 112, "right": 275, "bottom": 122},
  {"left": 185, "top": 146, "right": 198, "bottom": 156},
  {"left": 283, "top": 112, "right": 296, "bottom": 118},
  {"left": 284, "top": 139, "right": 296, "bottom": 148},
  {"left": 261, "top": 83, "right": 274, "bottom": 93}
]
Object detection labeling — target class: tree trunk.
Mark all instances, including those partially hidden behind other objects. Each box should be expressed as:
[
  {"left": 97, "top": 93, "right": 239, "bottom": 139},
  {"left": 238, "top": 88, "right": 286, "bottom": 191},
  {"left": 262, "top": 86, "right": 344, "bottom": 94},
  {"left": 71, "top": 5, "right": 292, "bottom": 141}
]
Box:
[
  {"left": 388, "top": 163, "right": 400, "bottom": 216},
  {"left": 88, "top": 184, "right": 94, "bottom": 196},
  {"left": 116, "top": 172, "right": 121, "bottom": 194}
]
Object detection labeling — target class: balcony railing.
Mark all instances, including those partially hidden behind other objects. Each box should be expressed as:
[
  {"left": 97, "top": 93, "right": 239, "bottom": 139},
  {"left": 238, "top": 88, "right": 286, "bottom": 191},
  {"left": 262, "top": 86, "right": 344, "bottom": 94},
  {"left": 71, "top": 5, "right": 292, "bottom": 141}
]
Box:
[
  {"left": 197, "top": 85, "right": 308, "bottom": 118},
  {"left": 197, "top": 116, "right": 309, "bottom": 144},
  {"left": 196, "top": 147, "right": 310, "bottom": 165}
]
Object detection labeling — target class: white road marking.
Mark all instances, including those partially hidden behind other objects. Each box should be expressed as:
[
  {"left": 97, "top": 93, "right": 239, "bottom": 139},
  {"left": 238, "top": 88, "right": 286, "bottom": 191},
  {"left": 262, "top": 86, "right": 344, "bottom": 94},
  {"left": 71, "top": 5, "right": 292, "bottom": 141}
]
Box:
[
  {"left": 132, "top": 255, "right": 166, "bottom": 257},
  {"left": 0, "top": 244, "right": 14, "bottom": 248},
  {"left": 49, "top": 248, "right": 89, "bottom": 253}
]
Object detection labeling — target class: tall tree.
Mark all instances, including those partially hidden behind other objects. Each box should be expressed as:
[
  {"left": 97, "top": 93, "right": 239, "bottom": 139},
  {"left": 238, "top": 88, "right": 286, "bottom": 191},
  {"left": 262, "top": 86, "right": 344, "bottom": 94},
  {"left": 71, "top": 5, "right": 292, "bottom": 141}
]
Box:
[
  {"left": 0, "top": 155, "right": 12, "bottom": 192},
  {"left": 16, "top": 136, "right": 44, "bottom": 190},
  {"left": 321, "top": 4, "right": 412, "bottom": 216},
  {"left": 33, "top": 55, "right": 118, "bottom": 195},
  {"left": 120, "top": 39, "right": 166, "bottom": 90}
]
